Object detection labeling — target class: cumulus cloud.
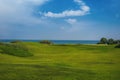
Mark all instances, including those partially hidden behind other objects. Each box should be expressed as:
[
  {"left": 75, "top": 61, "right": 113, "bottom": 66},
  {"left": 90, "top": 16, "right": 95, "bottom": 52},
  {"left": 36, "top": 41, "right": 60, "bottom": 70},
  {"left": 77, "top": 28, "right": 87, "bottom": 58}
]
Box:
[
  {"left": 0, "top": 0, "right": 50, "bottom": 25},
  {"left": 0, "top": 0, "right": 91, "bottom": 39},
  {"left": 0, "top": 0, "right": 50, "bottom": 39},
  {"left": 65, "top": 18, "right": 77, "bottom": 24},
  {"left": 44, "top": 0, "right": 90, "bottom": 18}
]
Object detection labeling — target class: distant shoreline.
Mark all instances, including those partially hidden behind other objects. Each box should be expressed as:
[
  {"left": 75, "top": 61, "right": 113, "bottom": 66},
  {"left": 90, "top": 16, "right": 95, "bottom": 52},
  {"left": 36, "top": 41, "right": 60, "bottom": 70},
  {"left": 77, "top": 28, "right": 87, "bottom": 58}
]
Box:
[{"left": 0, "top": 39, "right": 99, "bottom": 44}]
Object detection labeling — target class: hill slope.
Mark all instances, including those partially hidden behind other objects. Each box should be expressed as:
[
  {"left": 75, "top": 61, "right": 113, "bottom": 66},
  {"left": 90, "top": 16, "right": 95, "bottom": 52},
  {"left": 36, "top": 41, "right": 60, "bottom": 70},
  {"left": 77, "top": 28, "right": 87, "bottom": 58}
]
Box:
[{"left": 0, "top": 42, "right": 120, "bottom": 80}]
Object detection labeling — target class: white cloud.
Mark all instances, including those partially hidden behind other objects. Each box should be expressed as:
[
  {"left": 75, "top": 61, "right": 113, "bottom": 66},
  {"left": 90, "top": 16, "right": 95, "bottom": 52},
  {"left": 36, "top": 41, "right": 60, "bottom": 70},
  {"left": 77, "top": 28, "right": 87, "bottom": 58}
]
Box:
[
  {"left": 0, "top": 0, "right": 94, "bottom": 40},
  {"left": 65, "top": 18, "right": 77, "bottom": 24},
  {"left": 0, "top": 0, "right": 49, "bottom": 25},
  {"left": 0, "top": 0, "right": 49, "bottom": 15},
  {"left": 0, "top": 0, "right": 50, "bottom": 39},
  {"left": 4, "top": 0, "right": 49, "bottom": 5},
  {"left": 44, "top": 0, "right": 90, "bottom": 18}
]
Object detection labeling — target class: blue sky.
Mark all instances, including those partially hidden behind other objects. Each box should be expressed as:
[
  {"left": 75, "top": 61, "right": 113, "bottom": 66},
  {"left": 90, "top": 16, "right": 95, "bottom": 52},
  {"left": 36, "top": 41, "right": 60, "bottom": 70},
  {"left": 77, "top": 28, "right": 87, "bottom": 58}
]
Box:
[{"left": 0, "top": 0, "right": 120, "bottom": 40}]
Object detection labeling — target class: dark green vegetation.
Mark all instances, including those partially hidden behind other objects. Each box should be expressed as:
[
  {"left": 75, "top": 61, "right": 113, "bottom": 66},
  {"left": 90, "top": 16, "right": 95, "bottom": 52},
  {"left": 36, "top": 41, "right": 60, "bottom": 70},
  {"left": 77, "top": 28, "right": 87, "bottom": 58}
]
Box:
[
  {"left": 98, "top": 37, "right": 108, "bottom": 44},
  {"left": 10, "top": 40, "right": 23, "bottom": 43},
  {"left": 0, "top": 42, "right": 120, "bottom": 80},
  {"left": 115, "top": 44, "right": 120, "bottom": 48},
  {"left": 0, "top": 43, "right": 33, "bottom": 57},
  {"left": 98, "top": 37, "right": 120, "bottom": 45},
  {"left": 39, "top": 40, "right": 53, "bottom": 45}
]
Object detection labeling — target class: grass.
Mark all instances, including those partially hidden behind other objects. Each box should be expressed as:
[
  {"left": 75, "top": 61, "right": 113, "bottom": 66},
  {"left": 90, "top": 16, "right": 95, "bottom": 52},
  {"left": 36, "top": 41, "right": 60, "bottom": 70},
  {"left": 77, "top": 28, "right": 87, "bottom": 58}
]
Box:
[
  {"left": 0, "top": 43, "right": 33, "bottom": 57},
  {"left": 0, "top": 42, "right": 120, "bottom": 80}
]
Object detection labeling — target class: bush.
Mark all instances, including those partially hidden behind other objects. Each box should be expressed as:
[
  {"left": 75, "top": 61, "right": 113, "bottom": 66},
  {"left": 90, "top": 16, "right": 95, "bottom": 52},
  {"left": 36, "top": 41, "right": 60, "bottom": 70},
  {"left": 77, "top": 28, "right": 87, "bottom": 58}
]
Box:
[
  {"left": 11, "top": 40, "right": 23, "bottom": 43},
  {"left": 114, "top": 40, "right": 120, "bottom": 44},
  {"left": 0, "top": 42, "right": 4, "bottom": 45},
  {"left": 0, "top": 43, "right": 33, "bottom": 57},
  {"left": 115, "top": 44, "right": 120, "bottom": 48},
  {"left": 39, "top": 40, "right": 53, "bottom": 45}
]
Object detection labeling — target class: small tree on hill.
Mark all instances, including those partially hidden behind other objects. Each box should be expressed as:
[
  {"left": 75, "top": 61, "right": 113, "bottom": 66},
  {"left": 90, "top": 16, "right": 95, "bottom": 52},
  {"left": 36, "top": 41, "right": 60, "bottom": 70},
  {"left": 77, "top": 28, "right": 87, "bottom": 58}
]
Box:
[
  {"left": 99, "top": 37, "right": 108, "bottom": 44},
  {"left": 107, "top": 38, "right": 114, "bottom": 45}
]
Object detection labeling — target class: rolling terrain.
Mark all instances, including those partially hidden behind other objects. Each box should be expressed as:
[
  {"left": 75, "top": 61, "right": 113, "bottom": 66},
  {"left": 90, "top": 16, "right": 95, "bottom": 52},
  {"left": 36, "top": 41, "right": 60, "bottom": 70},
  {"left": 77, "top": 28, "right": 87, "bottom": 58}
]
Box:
[{"left": 0, "top": 42, "right": 120, "bottom": 80}]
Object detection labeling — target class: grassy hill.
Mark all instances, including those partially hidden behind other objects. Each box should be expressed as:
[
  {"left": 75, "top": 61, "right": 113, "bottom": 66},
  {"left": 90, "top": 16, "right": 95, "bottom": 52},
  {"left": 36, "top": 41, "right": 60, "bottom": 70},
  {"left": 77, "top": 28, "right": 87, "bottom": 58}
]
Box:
[{"left": 0, "top": 42, "right": 120, "bottom": 80}]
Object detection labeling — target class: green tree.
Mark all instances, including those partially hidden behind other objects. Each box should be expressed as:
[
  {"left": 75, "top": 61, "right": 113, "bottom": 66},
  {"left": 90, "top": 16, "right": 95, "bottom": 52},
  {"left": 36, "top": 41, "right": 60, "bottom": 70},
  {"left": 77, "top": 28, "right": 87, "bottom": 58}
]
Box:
[
  {"left": 107, "top": 38, "right": 114, "bottom": 45},
  {"left": 99, "top": 37, "right": 108, "bottom": 44}
]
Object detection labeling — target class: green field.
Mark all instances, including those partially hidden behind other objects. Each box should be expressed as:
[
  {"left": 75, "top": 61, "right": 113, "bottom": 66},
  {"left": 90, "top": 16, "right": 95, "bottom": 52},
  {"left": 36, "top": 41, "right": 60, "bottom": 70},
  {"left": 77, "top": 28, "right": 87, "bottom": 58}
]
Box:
[{"left": 0, "top": 42, "right": 120, "bottom": 80}]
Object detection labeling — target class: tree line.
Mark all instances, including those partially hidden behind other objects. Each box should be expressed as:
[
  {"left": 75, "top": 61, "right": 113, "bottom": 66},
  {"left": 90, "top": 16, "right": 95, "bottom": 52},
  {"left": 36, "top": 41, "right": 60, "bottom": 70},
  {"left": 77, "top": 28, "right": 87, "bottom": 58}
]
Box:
[{"left": 98, "top": 37, "right": 120, "bottom": 45}]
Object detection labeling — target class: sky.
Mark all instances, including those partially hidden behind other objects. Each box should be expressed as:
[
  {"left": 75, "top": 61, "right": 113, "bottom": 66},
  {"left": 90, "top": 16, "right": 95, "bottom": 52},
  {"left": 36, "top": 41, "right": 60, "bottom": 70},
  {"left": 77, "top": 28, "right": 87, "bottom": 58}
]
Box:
[{"left": 0, "top": 0, "right": 120, "bottom": 40}]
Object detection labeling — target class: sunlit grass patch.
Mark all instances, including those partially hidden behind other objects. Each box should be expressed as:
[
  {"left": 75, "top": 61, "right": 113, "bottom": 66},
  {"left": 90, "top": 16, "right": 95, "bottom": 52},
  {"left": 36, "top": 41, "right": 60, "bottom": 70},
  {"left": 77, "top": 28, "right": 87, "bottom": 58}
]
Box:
[{"left": 0, "top": 43, "right": 33, "bottom": 57}]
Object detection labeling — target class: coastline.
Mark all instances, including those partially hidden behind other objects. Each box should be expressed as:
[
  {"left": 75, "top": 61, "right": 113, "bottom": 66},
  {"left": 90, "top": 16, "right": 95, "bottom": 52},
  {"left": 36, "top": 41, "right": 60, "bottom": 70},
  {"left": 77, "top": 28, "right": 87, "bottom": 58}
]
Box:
[{"left": 0, "top": 40, "right": 99, "bottom": 44}]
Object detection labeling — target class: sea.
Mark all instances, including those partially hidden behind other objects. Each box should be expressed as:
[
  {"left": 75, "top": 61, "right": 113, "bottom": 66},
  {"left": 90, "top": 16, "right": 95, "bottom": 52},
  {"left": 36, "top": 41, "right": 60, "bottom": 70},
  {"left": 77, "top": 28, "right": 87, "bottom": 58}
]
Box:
[{"left": 0, "top": 40, "right": 99, "bottom": 44}]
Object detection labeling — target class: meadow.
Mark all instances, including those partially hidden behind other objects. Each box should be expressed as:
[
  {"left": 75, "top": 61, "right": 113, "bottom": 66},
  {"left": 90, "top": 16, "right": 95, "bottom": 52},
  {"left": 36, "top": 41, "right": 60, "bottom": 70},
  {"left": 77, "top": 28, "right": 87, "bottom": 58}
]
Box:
[{"left": 0, "top": 42, "right": 120, "bottom": 80}]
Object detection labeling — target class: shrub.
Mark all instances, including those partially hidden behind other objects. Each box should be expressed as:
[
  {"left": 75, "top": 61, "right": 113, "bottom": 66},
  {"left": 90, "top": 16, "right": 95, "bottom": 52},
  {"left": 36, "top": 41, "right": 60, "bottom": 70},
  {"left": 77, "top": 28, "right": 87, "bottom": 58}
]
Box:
[
  {"left": 0, "top": 43, "right": 33, "bottom": 57},
  {"left": 39, "top": 40, "right": 53, "bottom": 45},
  {"left": 114, "top": 40, "right": 120, "bottom": 44},
  {"left": 115, "top": 44, "right": 120, "bottom": 48},
  {"left": 11, "top": 40, "right": 23, "bottom": 43},
  {"left": 0, "top": 42, "right": 4, "bottom": 45}
]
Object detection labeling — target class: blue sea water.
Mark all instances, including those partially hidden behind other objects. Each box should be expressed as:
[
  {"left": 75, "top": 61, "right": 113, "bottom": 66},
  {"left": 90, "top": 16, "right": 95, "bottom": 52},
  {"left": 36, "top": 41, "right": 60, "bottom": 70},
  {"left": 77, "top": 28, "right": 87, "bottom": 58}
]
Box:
[{"left": 0, "top": 40, "right": 99, "bottom": 44}]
